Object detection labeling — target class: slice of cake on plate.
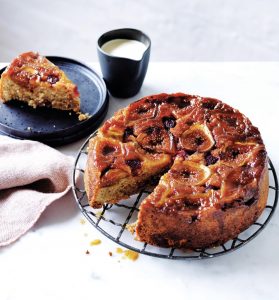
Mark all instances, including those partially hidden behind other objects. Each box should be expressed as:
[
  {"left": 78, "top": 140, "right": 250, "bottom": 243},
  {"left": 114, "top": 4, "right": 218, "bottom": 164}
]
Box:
[{"left": 0, "top": 51, "right": 80, "bottom": 112}]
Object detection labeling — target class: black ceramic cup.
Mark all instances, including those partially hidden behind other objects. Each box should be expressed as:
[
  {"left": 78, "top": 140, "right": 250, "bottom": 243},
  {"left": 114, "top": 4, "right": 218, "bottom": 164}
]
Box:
[{"left": 97, "top": 28, "right": 151, "bottom": 98}]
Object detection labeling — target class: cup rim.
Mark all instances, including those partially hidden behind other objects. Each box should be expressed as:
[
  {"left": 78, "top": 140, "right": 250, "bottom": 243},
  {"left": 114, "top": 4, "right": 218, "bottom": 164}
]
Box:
[{"left": 97, "top": 28, "right": 151, "bottom": 62}]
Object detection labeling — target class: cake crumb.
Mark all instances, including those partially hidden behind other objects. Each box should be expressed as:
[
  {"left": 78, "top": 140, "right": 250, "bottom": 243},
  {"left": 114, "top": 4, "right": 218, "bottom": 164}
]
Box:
[
  {"left": 116, "top": 247, "right": 123, "bottom": 254},
  {"left": 108, "top": 251, "right": 113, "bottom": 256},
  {"left": 123, "top": 250, "right": 139, "bottom": 261},
  {"left": 90, "top": 239, "right": 101, "bottom": 246},
  {"left": 78, "top": 112, "right": 90, "bottom": 121},
  {"left": 80, "top": 218, "right": 86, "bottom": 225},
  {"left": 126, "top": 222, "right": 136, "bottom": 234},
  {"left": 115, "top": 247, "right": 139, "bottom": 261},
  {"left": 85, "top": 250, "right": 90, "bottom": 255}
]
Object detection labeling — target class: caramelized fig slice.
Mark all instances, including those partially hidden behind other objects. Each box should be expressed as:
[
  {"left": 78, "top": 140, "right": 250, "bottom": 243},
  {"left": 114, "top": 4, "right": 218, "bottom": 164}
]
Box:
[
  {"left": 166, "top": 94, "right": 197, "bottom": 119},
  {"left": 220, "top": 165, "right": 258, "bottom": 202},
  {"left": 99, "top": 109, "right": 126, "bottom": 140},
  {"left": 180, "top": 123, "right": 215, "bottom": 152},
  {"left": 125, "top": 97, "right": 158, "bottom": 121},
  {"left": 169, "top": 159, "right": 211, "bottom": 186},
  {"left": 219, "top": 142, "right": 261, "bottom": 167},
  {"left": 90, "top": 137, "right": 123, "bottom": 168},
  {"left": 134, "top": 119, "right": 176, "bottom": 154}
]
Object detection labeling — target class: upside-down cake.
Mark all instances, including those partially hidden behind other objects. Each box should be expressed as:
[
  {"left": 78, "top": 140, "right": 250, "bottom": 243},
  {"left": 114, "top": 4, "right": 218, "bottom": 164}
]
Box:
[{"left": 84, "top": 93, "right": 268, "bottom": 249}]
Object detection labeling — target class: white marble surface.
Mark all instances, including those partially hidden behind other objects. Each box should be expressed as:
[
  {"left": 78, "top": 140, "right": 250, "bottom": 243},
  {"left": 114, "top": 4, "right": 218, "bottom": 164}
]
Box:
[{"left": 0, "top": 62, "right": 279, "bottom": 300}]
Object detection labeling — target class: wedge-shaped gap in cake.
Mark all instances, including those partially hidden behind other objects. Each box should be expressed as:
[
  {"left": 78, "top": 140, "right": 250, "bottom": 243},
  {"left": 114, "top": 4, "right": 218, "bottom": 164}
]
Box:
[
  {"left": 117, "top": 208, "right": 142, "bottom": 247},
  {"left": 135, "top": 191, "right": 150, "bottom": 209},
  {"left": 117, "top": 227, "right": 146, "bottom": 251},
  {"left": 113, "top": 193, "right": 143, "bottom": 211},
  {"left": 92, "top": 214, "right": 122, "bottom": 240},
  {"left": 114, "top": 192, "right": 146, "bottom": 241},
  {"left": 99, "top": 201, "right": 136, "bottom": 226}
]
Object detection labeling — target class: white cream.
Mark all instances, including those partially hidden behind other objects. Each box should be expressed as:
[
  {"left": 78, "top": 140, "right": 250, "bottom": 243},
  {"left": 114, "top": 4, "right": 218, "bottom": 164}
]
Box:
[{"left": 101, "top": 39, "right": 147, "bottom": 60}]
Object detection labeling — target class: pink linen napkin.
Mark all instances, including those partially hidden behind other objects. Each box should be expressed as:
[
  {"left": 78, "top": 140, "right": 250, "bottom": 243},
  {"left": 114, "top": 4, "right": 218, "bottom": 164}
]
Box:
[{"left": 0, "top": 136, "right": 74, "bottom": 246}]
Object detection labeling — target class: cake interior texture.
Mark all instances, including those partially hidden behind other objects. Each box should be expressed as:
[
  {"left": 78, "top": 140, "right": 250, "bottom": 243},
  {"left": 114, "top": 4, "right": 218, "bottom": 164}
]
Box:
[{"left": 84, "top": 93, "right": 268, "bottom": 249}]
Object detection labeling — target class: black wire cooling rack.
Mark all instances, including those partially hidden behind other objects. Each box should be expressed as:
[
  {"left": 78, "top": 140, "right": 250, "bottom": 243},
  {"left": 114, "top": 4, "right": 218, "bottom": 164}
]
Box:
[{"left": 72, "top": 132, "right": 278, "bottom": 260}]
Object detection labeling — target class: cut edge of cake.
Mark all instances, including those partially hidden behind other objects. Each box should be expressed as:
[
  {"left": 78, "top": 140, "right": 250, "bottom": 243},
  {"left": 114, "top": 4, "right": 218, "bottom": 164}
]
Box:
[{"left": 84, "top": 135, "right": 172, "bottom": 208}]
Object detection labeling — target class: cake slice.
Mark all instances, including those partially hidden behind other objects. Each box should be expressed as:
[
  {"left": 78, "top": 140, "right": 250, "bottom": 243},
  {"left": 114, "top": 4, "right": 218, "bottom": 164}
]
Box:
[
  {"left": 84, "top": 135, "right": 172, "bottom": 208},
  {"left": 0, "top": 51, "right": 80, "bottom": 112}
]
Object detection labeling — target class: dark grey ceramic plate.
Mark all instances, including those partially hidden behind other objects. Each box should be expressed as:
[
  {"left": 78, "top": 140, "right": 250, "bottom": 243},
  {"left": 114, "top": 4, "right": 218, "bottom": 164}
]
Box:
[{"left": 0, "top": 57, "right": 109, "bottom": 146}]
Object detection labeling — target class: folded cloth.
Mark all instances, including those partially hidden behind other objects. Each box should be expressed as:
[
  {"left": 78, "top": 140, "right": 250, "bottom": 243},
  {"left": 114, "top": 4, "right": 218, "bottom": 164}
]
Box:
[{"left": 0, "top": 136, "right": 74, "bottom": 246}]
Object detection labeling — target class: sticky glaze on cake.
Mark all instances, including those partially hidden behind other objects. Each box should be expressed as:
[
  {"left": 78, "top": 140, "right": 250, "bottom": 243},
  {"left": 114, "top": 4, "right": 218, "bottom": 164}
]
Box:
[{"left": 84, "top": 93, "right": 268, "bottom": 249}]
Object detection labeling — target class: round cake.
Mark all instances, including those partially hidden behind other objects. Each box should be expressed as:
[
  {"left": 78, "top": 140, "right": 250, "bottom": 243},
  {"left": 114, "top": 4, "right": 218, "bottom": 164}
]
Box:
[{"left": 84, "top": 93, "right": 268, "bottom": 249}]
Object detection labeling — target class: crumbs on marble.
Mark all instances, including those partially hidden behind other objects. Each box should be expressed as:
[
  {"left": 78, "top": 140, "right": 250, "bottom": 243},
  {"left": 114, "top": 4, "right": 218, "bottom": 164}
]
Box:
[
  {"left": 116, "top": 247, "right": 123, "bottom": 254},
  {"left": 123, "top": 250, "right": 139, "bottom": 261},
  {"left": 85, "top": 250, "right": 90, "bottom": 255},
  {"left": 114, "top": 247, "right": 139, "bottom": 261},
  {"left": 80, "top": 218, "right": 86, "bottom": 225},
  {"left": 90, "top": 239, "right": 101, "bottom": 246},
  {"left": 108, "top": 251, "right": 113, "bottom": 257}
]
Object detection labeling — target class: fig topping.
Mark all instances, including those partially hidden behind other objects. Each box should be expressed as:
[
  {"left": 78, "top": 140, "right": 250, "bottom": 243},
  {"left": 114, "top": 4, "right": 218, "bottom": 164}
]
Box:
[
  {"left": 162, "top": 116, "right": 176, "bottom": 130},
  {"left": 126, "top": 159, "right": 142, "bottom": 176}
]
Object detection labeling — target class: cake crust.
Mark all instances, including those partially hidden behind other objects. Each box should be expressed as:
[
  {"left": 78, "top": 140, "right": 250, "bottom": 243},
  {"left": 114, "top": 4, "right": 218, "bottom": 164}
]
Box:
[{"left": 85, "top": 93, "right": 268, "bottom": 248}]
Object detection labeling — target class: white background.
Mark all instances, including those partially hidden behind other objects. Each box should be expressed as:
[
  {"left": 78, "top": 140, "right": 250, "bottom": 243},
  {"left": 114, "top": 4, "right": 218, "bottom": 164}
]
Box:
[{"left": 0, "top": 0, "right": 279, "bottom": 61}]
